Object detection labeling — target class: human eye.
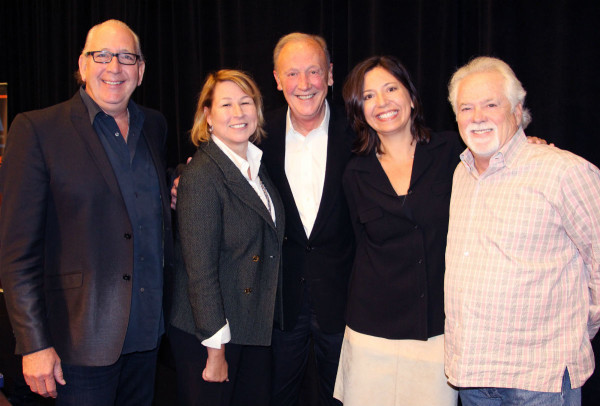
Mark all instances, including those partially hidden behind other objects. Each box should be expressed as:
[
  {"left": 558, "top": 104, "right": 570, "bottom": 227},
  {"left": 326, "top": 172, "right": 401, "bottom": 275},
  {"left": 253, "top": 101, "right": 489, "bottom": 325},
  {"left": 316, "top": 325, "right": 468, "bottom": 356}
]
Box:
[
  {"left": 287, "top": 72, "right": 297, "bottom": 78},
  {"left": 119, "top": 53, "right": 137, "bottom": 64},
  {"left": 363, "top": 93, "right": 374, "bottom": 101},
  {"left": 94, "top": 51, "right": 112, "bottom": 62},
  {"left": 459, "top": 105, "right": 472, "bottom": 112}
]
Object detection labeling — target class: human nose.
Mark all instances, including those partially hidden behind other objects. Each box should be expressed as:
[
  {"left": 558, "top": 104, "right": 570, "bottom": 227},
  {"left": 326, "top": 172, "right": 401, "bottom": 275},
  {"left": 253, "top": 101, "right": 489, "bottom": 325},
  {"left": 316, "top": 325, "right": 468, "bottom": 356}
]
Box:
[
  {"left": 297, "top": 73, "right": 309, "bottom": 90},
  {"left": 472, "top": 106, "right": 485, "bottom": 122},
  {"left": 233, "top": 103, "right": 244, "bottom": 117},
  {"left": 375, "top": 92, "right": 387, "bottom": 107},
  {"left": 106, "top": 55, "right": 122, "bottom": 72}
]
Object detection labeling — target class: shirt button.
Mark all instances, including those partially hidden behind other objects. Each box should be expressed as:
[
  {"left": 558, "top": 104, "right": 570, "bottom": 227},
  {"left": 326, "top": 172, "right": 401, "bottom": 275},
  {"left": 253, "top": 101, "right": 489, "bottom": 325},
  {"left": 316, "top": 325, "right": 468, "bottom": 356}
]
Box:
[
  {"left": 123, "top": 274, "right": 131, "bottom": 281},
  {"left": 244, "top": 288, "right": 252, "bottom": 294},
  {"left": 417, "top": 259, "right": 423, "bottom": 264},
  {"left": 464, "top": 251, "right": 469, "bottom": 256},
  {"left": 140, "top": 287, "right": 145, "bottom": 293},
  {"left": 252, "top": 255, "right": 260, "bottom": 262},
  {"left": 115, "top": 132, "right": 119, "bottom": 137},
  {"left": 124, "top": 233, "right": 132, "bottom": 239}
]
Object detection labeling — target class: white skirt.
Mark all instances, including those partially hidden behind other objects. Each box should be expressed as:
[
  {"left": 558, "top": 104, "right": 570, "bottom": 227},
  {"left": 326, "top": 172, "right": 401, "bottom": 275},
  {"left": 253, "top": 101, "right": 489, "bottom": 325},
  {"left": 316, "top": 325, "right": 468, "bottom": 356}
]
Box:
[{"left": 333, "top": 326, "right": 457, "bottom": 406}]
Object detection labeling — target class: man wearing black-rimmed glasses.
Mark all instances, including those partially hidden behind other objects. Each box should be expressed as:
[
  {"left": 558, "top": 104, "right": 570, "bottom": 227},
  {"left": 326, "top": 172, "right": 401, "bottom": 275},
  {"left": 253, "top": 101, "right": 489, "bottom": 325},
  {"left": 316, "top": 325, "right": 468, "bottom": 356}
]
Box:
[{"left": 0, "top": 19, "right": 173, "bottom": 406}]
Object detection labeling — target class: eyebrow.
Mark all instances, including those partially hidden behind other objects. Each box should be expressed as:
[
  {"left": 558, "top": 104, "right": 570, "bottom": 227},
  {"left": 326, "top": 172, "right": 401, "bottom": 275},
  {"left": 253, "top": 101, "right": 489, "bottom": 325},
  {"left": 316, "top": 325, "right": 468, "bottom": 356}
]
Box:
[{"left": 363, "top": 81, "right": 398, "bottom": 92}]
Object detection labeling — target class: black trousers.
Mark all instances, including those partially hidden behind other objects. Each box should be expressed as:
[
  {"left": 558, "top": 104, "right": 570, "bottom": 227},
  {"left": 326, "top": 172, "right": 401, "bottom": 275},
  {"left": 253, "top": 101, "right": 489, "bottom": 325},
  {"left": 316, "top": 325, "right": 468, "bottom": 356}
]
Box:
[
  {"left": 57, "top": 347, "right": 159, "bottom": 406},
  {"left": 169, "top": 325, "right": 271, "bottom": 406},
  {"left": 271, "top": 293, "right": 343, "bottom": 406}
]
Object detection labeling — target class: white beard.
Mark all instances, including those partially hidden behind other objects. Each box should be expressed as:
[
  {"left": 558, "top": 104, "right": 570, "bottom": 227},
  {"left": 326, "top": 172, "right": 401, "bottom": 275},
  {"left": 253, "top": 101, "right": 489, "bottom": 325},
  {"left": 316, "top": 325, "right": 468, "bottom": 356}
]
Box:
[{"left": 463, "top": 122, "right": 500, "bottom": 158}]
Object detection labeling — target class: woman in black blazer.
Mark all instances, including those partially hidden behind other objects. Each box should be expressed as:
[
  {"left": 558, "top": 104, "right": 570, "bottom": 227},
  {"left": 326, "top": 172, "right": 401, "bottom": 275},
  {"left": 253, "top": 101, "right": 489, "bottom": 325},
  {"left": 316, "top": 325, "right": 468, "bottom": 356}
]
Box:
[
  {"left": 333, "top": 56, "right": 463, "bottom": 406},
  {"left": 169, "top": 70, "right": 285, "bottom": 406}
]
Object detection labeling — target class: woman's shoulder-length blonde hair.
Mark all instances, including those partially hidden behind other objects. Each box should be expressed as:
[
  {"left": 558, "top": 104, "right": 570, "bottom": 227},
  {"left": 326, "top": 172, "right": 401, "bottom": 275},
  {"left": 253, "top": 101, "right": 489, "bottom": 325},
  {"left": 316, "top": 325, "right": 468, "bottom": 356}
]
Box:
[{"left": 190, "top": 69, "right": 266, "bottom": 146}]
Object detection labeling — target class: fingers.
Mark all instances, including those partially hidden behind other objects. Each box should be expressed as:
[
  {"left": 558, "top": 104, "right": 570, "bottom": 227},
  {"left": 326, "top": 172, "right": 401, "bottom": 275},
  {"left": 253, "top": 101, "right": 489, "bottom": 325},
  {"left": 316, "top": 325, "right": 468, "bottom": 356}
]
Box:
[
  {"left": 22, "top": 347, "right": 63, "bottom": 398},
  {"left": 24, "top": 371, "right": 58, "bottom": 398},
  {"left": 202, "top": 367, "right": 229, "bottom": 383},
  {"left": 54, "top": 361, "right": 66, "bottom": 385},
  {"left": 170, "top": 176, "right": 180, "bottom": 210}
]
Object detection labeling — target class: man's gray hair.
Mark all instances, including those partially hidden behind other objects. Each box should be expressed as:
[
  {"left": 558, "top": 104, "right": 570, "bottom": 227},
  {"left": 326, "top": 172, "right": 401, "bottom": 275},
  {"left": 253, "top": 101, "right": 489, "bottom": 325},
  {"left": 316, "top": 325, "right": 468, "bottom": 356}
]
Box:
[
  {"left": 272, "top": 32, "right": 330, "bottom": 70},
  {"left": 448, "top": 56, "right": 531, "bottom": 128}
]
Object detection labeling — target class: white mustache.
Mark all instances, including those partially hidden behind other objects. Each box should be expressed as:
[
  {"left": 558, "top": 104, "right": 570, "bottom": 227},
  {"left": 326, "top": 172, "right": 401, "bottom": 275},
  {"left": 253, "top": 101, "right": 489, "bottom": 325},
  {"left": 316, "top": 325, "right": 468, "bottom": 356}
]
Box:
[{"left": 466, "top": 122, "right": 497, "bottom": 134}]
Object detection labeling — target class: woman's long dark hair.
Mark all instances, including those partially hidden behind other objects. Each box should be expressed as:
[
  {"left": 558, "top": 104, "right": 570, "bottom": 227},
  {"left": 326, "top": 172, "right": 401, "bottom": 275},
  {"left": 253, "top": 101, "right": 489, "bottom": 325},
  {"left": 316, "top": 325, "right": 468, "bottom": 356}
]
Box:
[{"left": 343, "top": 56, "right": 430, "bottom": 155}]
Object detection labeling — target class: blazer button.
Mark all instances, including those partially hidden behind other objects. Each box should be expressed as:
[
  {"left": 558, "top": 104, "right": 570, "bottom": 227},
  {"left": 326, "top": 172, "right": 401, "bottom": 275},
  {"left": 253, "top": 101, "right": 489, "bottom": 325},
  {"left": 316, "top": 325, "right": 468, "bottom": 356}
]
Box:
[
  {"left": 252, "top": 255, "right": 260, "bottom": 262},
  {"left": 244, "top": 288, "right": 252, "bottom": 294},
  {"left": 124, "top": 233, "right": 132, "bottom": 239},
  {"left": 123, "top": 274, "right": 131, "bottom": 281},
  {"left": 305, "top": 245, "right": 312, "bottom": 252}
]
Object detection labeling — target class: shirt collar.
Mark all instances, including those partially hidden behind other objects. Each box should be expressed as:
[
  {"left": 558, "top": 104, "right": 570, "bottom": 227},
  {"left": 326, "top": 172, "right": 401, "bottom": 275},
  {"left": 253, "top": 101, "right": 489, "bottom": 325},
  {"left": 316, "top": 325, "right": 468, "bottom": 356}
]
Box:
[
  {"left": 211, "top": 135, "right": 263, "bottom": 181},
  {"left": 79, "top": 85, "right": 142, "bottom": 126},
  {"left": 460, "top": 127, "right": 527, "bottom": 177},
  {"left": 285, "top": 100, "right": 330, "bottom": 138}
]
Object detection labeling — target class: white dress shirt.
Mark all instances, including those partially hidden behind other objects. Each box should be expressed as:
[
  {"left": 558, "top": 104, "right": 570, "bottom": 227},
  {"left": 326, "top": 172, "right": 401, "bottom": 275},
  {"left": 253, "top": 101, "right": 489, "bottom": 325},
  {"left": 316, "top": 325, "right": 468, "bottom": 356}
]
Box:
[{"left": 284, "top": 101, "right": 329, "bottom": 237}]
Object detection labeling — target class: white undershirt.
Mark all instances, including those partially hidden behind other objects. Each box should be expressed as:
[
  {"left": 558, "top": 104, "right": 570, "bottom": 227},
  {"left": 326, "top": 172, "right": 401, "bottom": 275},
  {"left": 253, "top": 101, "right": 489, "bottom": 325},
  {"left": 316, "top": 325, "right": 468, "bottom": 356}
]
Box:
[{"left": 284, "top": 101, "right": 329, "bottom": 237}]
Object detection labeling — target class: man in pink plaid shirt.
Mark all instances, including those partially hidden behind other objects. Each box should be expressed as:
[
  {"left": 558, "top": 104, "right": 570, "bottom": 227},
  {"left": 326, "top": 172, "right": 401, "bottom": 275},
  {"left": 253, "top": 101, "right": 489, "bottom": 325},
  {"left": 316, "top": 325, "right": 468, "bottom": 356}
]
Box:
[{"left": 444, "top": 56, "right": 600, "bottom": 406}]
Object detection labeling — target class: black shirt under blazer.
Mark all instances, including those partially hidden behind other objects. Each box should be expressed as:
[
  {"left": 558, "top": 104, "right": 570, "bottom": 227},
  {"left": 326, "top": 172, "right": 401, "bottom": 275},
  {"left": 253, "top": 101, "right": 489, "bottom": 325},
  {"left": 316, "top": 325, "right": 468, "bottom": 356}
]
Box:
[
  {"left": 262, "top": 105, "right": 355, "bottom": 333},
  {"left": 171, "top": 140, "right": 285, "bottom": 346},
  {"left": 342, "top": 131, "right": 463, "bottom": 340},
  {"left": 0, "top": 93, "right": 174, "bottom": 366}
]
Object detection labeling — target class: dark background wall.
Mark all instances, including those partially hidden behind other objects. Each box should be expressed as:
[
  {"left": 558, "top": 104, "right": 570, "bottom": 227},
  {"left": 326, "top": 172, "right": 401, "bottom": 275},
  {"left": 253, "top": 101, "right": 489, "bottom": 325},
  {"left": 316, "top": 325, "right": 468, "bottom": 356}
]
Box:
[
  {"left": 1, "top": 1, "right": 600, "bottom": 404},
  {"left": 1, "top": 0, "right": 599, "bottom": 169}
]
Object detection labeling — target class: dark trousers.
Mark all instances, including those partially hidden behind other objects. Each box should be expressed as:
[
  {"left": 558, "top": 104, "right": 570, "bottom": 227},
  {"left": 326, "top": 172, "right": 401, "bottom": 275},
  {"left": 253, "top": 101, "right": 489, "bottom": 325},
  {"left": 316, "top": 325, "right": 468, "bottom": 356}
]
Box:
[
  {"left": 271, "top": 294, "right": 343, "bottom": 406},
  {"left": 169, "top": 325, "right": 271, "bottom": 406},
  {"left": 56, "top": 347, "right": 159, "bottom": 406}
]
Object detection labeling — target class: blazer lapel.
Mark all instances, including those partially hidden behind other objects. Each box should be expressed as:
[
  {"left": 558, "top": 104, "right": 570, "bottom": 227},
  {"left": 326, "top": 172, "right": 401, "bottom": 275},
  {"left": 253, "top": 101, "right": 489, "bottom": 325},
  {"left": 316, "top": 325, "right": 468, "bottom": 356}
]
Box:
[
  {"left": 203, "top": 142, "right": 277, "bottom": 230},
  {"left": 309, "top": 107, "right": 352, "bottom": 239},
  {"left": 264, "top": 112, "right": 305, "bottom": 237},
  {"left": 69, "top": 94, "right": 124, "bottom": 200}
]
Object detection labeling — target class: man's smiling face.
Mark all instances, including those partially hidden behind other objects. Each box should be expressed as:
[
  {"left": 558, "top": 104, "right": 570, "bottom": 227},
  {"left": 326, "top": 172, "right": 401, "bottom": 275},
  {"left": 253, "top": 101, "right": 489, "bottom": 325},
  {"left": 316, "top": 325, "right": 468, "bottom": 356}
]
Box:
[{"left": 273, "top": 38, "right": 333, "bottom": 131}]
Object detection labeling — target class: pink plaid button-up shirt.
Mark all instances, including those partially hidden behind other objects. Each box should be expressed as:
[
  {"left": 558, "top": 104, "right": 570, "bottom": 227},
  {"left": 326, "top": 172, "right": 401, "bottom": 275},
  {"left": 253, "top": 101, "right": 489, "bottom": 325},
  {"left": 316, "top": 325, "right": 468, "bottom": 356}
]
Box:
[{"left": 445, "top": 129, "right": 600, "bottom": 392}]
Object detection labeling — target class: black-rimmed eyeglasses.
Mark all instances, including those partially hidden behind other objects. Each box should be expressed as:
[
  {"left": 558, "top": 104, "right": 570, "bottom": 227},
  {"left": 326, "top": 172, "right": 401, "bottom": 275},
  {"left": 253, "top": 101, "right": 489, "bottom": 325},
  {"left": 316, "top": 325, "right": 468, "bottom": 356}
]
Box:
[{"left": 85, "top": 51, "right": 141, "bottom": 65}]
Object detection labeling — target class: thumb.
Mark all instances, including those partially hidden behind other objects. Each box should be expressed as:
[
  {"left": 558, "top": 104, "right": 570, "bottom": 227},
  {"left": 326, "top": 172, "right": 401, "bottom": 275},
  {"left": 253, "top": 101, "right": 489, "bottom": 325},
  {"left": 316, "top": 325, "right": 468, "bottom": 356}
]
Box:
[{"left": 54, "top": 361, "right": 66, "bottom": 385}]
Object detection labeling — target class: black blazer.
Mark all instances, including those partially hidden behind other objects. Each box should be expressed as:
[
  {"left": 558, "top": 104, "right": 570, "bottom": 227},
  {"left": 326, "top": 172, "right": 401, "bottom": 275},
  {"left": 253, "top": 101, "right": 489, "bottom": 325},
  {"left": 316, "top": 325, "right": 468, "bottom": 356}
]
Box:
[
  {"left": 171, "top": 141, "right": 285, "bottom": 346},
  {"left": 262, "top": 104, "right": 355, "bottom": 333},
  {"left": 0, "top": 93, "right": 174, "bottom": 366},
  {"left": 342, "top": 131, "right": 463, "bottom": 340}
]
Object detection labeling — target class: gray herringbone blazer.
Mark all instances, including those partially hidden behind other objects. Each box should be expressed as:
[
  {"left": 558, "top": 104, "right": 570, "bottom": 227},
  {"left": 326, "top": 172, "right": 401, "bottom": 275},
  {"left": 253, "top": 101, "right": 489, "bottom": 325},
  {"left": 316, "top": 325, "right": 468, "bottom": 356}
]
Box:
[{"left": 170, "top": 140, "right": 285, "bottom": 346}]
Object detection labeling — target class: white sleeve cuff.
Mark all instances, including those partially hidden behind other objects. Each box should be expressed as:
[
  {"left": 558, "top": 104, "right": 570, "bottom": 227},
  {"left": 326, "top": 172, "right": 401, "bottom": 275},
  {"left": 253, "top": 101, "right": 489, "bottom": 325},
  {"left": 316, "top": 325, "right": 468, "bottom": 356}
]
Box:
[{"left": 201, "top": 319, "right": 231, "bottom": 349}]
